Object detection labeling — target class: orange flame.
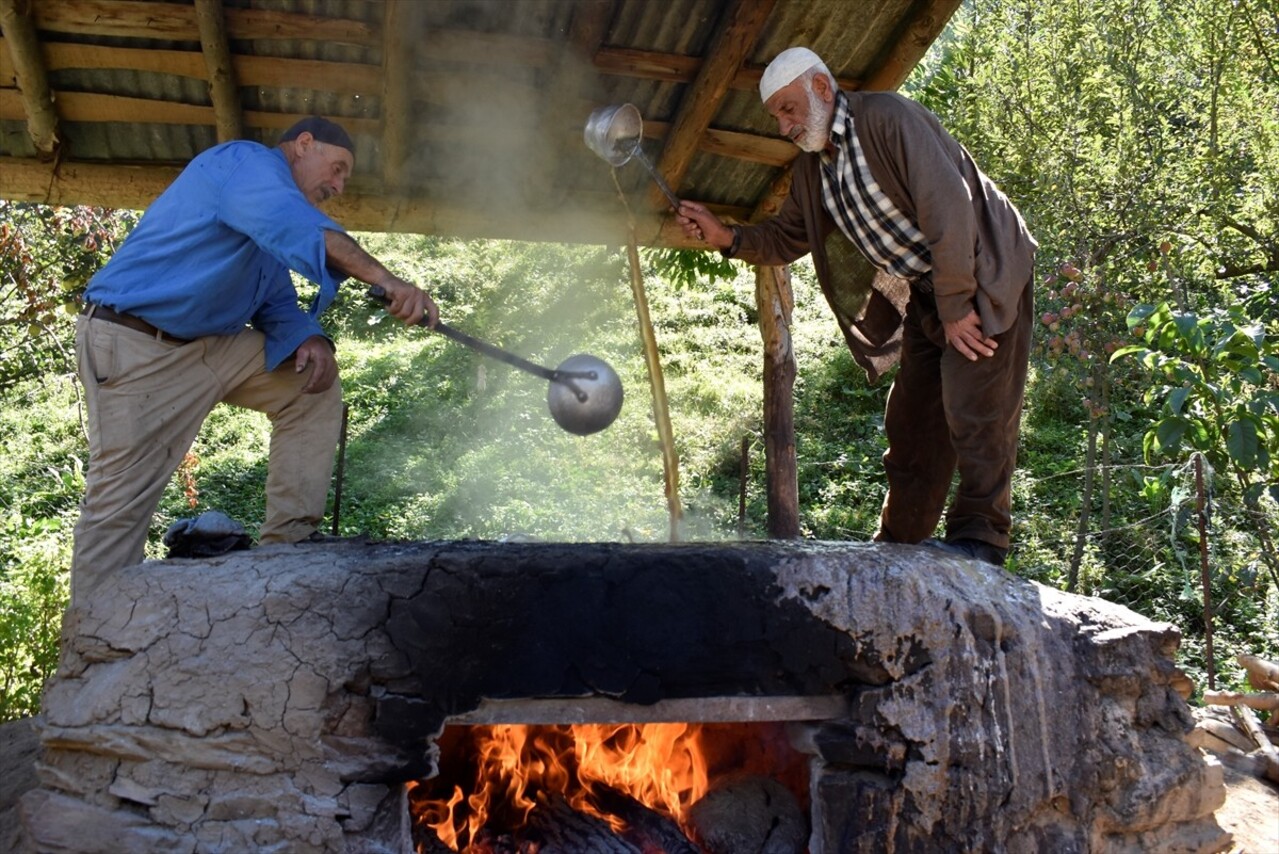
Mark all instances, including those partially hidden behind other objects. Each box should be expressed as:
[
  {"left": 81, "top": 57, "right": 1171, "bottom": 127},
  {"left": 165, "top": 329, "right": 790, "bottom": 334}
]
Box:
[{"left": 415, "top": 722, "right": 710, "bottom": 851}]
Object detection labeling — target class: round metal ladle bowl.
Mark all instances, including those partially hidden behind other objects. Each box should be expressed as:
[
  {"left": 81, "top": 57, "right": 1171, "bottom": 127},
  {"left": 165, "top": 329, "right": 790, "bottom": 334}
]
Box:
[
  {"left": 583, "top": 103, "right": 645, "bottom": 166},
  {"left": 584, "top": 103, "right": 683, "bottom": 210},
  {"left": 547, "top": 354, "right": 624, "bottom": 436}
]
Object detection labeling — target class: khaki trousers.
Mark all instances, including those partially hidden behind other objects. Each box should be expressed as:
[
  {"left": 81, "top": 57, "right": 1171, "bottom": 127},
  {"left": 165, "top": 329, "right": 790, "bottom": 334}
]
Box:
[
  {"left": 875, "top": 280, "right": 1033, "bottom": 549},
  {"left": 71, "top": 316, "right": 343, "bottom": 606}
]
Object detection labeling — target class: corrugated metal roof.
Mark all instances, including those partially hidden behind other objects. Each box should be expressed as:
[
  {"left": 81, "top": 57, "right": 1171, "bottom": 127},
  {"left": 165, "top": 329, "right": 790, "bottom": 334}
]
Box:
[{"left": 0, "top": 0, "right": 959, "bottom": 245}]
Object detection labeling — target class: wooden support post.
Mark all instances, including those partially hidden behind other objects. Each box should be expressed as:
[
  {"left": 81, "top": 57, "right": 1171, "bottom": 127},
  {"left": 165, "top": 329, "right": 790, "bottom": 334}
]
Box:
[
  {"left": 331, "top": 403, "right": 350, "bottom": 536},
  {"left": 755, "top": 263, "right": 798, "bottom": 538},
  {"left": 1196, "top": 453, "right": 1215, "bottom": 689},
  {"left": 0, "top": 0, "right": 60, "bottom": 158},
  {"left": 624, "top": 234, "right": 682, "bottom": 541},
  {"left": 193, "top": 0, "right": 242, "bottom": 142}
]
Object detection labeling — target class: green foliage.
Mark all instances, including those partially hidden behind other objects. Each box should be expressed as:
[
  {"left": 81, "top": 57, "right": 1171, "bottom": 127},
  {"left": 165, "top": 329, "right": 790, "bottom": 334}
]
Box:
[
  {"left": 908, "top": 0, "right": 1278, "bottom": 308},
  {"left": 643, "top": 248, "right": 739, "bottom": 290},
  {"left": 0, "top": 376, "right": 79, "bottom": 719},
  {"left": 0, "top": 515, "right": 69, "bottom": 719},
  {"left": 1114, "top": 301, "right": 1279, "bottom": 492},
  {"left": 0, "top": 202, "right": 137, "bottom": 391}
]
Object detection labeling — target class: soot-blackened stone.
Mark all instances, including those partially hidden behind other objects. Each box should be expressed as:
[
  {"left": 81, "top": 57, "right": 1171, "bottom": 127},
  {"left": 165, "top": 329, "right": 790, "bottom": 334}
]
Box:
[{"left": 380, "top": 541, "right": 884, "bottom": 739}]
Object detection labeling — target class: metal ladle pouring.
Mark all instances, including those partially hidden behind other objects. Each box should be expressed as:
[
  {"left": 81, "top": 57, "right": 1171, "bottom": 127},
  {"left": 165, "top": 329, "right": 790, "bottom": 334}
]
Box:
[
  {"left": 584, "top": 103, "right": 682, "bottom": 210},
  {"left": 367, "top": 287, "right": 624, "bottom": 435}
]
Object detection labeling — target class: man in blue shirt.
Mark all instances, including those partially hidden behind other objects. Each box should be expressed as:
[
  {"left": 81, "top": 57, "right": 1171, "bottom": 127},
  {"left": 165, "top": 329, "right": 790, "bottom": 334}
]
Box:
[{"left": 72, "top": 117, "right": 435, "bottom": 606}]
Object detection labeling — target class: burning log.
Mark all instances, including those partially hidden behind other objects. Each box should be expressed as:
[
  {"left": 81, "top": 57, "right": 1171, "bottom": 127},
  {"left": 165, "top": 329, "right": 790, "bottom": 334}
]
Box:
[
  {"left": 468, "top": 829, "right": 525, "bottom": 853},
  {"left": 413, "top": 831, "right": 454, "bottom": 854},
  {"left": 525, "top": 793, "right": 644, "bottom": 854},
  {"left": 588, "top": 784, "right": 700, "bottom": 854}
]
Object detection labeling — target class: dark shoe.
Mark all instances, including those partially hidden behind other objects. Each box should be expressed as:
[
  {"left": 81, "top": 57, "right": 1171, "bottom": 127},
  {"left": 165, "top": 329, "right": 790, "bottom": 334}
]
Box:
[
  {"left": 922, "top": 537, "right": 1008, "bottom": 567},
  {"left": 295, "top": 530, "right": 358, "bottom": 544}
]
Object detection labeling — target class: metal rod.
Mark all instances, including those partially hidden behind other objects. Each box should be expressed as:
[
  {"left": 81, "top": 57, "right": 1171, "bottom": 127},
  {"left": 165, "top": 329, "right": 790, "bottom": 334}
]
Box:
[
  {"left": 330, "top": 403, "right": 349, "bottom": 535},
  {"left": 367, "top": 287, "right": 592, "bottom": 401},
  {"left": 432, "top": 320, "right": 558, "bottom": 381},
  {"left": 632, "top": 147, "right": 681, "bottom": 210}
]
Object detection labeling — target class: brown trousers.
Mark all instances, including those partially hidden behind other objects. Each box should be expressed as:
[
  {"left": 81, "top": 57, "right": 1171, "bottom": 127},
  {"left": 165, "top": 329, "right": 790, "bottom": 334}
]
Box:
[
  {"left": 71, "top": 316, "right": 343, "bottom": 606},
  {"left": 876, "top": 280, "right": 1033, "bottom": 548}
]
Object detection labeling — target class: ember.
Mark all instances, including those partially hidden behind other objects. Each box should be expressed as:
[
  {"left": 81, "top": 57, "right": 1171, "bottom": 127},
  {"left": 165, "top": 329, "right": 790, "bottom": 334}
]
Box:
[{"left": 409, "top": 722, "right": 809, "bottom": 853}]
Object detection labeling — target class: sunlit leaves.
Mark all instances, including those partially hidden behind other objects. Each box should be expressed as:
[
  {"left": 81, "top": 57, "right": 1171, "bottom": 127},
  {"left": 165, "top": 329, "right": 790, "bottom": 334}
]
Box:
[{"left": 1113, "top": 301, "right": 1279, "bottom": 482}]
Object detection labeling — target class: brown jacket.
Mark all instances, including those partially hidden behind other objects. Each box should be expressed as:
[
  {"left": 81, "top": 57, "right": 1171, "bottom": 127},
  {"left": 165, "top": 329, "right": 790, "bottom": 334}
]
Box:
[{"left": 730, "top": 91, "right": 1037, "bottom": 382}]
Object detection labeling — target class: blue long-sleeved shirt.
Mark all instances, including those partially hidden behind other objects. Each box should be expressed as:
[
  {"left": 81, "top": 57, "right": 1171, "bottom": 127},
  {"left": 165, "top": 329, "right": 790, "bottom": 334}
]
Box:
[{"left": 84, "top": 140, "right": 347, "bottom": 370}]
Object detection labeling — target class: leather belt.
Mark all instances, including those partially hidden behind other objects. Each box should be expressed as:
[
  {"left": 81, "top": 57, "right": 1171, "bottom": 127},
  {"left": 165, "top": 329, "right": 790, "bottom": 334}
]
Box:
[{"left": 81, "top": 303, "right": 192, "bottom": 345}]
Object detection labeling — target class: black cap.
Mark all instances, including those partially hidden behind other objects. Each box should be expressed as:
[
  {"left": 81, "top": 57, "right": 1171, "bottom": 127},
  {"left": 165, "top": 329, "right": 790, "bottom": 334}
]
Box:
[{"left": 278, "top": 116, "right": 355, "bottom": 153}]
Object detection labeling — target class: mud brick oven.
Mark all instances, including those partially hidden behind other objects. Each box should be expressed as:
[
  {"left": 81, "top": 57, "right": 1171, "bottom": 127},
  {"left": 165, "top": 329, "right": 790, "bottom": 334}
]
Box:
[{"left": 18, "top": 541, "right": 1228, "bottom": 852}]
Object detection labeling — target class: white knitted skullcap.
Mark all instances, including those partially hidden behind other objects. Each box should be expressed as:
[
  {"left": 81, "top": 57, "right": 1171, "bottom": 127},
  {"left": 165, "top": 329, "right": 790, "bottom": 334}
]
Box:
[{"left": 759, "top": 47, "right": 830, "bottom": 102}]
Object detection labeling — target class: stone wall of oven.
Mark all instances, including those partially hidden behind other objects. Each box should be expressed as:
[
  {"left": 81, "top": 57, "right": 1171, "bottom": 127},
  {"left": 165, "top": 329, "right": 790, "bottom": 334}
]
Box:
[{"left": 17, "top": 541, "right": 1230, "bottom": 853}]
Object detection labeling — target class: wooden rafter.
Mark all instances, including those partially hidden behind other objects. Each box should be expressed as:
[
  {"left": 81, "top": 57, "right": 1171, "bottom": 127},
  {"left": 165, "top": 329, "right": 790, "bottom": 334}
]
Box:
[
  {"left": 0, "top": 156, "right": 722, "bottom": 247},
  {"left": 0, "top": 89, "right": 381, "bottom": 137},
  {"left": 593, "top": 45, "right": 861, "bottom": 94},
  {"left": 0, "top": 0, "right": 59, "bottom": 159},
  {"left": 0, "top": 40, "right": 383, "bottom": 94},
  {"left": 643, "top": 120, "right": 793, "bottom": 168},
  {"left": 0, "top": 33, "right": 860, "bottom": 95},
  {"left": 380, "top": 0, "right": 417, "bottom": 190},
  {"left": 0, "top": 21, "right": 819, "bottom": 170},
  {"left": 565, "top": 0, "right": 614, "bottom": 57},
  {"left": 861, "top": 0, "right": 964, "bottom": 91},
  {"left": 31, "top": 1, "right": 378, "bottom": 47},
  {"left": 646, "top": 0, "right": 777, "bottom": 210},
  {"left": 748, "top": 167, "right": 793, "bottom": 224},
  {"left": 193, "top": 0, "right": 242, "bottom": 142}
]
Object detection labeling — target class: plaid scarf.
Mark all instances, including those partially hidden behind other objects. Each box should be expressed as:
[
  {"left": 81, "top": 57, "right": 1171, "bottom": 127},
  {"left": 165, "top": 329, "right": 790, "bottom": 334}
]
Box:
[{"left": 819, "top": 91, "right": 932, "bottom": 282}]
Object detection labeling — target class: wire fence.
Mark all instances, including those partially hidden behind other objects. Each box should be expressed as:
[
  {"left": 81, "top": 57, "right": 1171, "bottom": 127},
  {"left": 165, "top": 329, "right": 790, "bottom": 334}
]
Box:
[{"left": 1012, "top": 455, "right": 1279, "bottom": 692}]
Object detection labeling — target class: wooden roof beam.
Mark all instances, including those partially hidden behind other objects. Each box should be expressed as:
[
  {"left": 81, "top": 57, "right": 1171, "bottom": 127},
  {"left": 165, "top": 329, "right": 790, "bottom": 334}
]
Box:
[
  {"left": 0, "top": 0, "right": 60, "bottom": 160},
  {"left": 646, "top": 0, "right": 777, "bottom": 210},
  {"left": 2, "top": 156, "right": 733, "bottom": 247},
  {"left": 193, "top": 0, "right": 242, "bottom": 142},
  {"left": 0, "top": 40, "right": 384, "bottom": 94},
  {"left": 861, "top": 0, "right": 963, "bottom": 91},
  {"left": 593, "top": 45, "right": 862, "bottom": 93},
  {"left": 32, "top": 1, "right": 378, "bottom": 48},
  {"left": 12, "top": 34, "right": 857, "bottom": 94},
  {"left": 565, "top": 0, "right": 615, "bottom": 56},
  {"left": 641, "top": 119, "right": 793, "bottom": 167},
  {"left": 380, "top": 0, "right": 418, "bottom": 190}
]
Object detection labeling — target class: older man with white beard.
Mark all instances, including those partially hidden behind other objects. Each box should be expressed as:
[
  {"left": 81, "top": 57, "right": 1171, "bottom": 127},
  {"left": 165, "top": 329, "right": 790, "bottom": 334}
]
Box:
[{"left": 678, "top": 47, "right": 1037, "bottom": 565}]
